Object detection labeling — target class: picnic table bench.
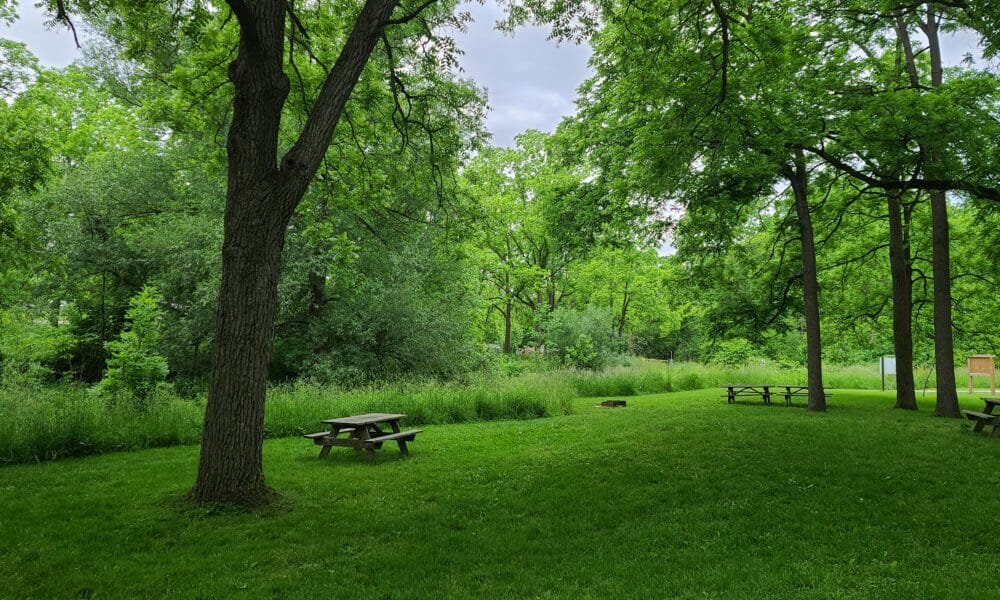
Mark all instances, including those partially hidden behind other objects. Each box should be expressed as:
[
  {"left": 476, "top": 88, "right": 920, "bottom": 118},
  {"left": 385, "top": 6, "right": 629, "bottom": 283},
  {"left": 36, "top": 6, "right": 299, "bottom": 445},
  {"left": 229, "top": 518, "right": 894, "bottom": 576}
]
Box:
[
  {"left": 723, "top": 384, "right": 831, "bottom": 407},
  {"left": 963, "top": 398, "right": 1000, "bottom": 438},
  {"left": 304, "top": 413, "right": 421, "bottom": 461}
]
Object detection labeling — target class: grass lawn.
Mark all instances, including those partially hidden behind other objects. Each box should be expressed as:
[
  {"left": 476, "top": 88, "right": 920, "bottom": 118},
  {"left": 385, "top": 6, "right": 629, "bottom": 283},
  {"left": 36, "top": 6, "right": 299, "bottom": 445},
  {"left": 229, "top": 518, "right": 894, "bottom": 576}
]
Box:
[{"left": 2, "top": 389, "right": 999, "bottom": 599}]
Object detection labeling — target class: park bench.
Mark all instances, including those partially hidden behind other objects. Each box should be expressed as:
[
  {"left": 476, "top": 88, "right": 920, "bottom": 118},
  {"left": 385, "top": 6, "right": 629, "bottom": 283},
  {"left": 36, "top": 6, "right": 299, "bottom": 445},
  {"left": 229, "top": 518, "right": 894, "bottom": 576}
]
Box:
[
  {"left": 305, "top": 413, "right": 421, "bottom": 460},
  {"left": 962, "top": 398, "right": 1000, "bottom": 438}
]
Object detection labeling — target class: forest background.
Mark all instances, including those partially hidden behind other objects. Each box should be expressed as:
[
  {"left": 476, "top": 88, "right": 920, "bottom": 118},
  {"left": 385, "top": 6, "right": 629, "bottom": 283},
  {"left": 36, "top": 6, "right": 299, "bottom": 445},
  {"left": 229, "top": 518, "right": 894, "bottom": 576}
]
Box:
[{"left": 2, "top": 0, "right": 999, "bottom": 465}]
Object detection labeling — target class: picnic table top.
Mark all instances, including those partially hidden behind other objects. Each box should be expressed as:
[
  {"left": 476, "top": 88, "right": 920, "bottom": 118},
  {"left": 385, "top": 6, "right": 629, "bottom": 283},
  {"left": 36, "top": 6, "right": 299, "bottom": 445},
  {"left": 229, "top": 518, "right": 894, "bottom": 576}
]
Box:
[
  {"left": 723, "top": 384, "right": 807, "bottom": 389},
  {"left": 322, "top": 413, "right": 406, "bottom": 426}
]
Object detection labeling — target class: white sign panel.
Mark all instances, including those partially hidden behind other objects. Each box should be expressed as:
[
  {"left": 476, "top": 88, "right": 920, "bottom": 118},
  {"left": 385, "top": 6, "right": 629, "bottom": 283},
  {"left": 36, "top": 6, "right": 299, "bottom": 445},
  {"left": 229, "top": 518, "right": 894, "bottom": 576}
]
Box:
[{"left": 881, "top": 356, "right": 896, "bottom": 375}]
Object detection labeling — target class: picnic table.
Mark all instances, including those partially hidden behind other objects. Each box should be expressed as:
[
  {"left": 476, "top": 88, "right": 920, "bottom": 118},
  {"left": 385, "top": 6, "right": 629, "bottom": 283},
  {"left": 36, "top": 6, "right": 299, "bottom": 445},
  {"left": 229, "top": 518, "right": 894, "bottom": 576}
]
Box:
[
  {"left": 723, "top": 384, "right": 830, "bottom": 407},
  {"left": 304, "top": 413, "right": 422, "bottom": 461},
  {"left": 962, "top": 398, "right": 1000, "bottom": 438}
]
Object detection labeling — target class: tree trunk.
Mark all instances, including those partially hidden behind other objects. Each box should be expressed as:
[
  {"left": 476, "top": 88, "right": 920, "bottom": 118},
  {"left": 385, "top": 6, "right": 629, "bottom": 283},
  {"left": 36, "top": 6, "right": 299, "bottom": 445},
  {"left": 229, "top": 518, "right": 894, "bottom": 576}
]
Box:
[
  {"left": 192, "top": 192, "right": 290, "bottom": 504},
  {"left": 192, "top": 0, "right": 402, "bottom": 504},
  {"left": 887, "top": 191, "right": 917, "bottom": 409},
  {"left": 787, "top": 149, "right": 826, "bottom": 412},
  {"left": 930, "top": 189, "right": 959, "bottom": 416},
  {"left": 308, "top": 269, "right": 327, "bottom": 319},
  {"left": 535, "top": 289, "right": 544, "bottom": 347},
  {"left": 925, "top": 5, "right": 960, "bottom": 417},
  {"left": 503, "top": 301, "right": 513, "bottom": 354},
  {"left": 618, "top": 285, "right": 629, "bottom": 338}
]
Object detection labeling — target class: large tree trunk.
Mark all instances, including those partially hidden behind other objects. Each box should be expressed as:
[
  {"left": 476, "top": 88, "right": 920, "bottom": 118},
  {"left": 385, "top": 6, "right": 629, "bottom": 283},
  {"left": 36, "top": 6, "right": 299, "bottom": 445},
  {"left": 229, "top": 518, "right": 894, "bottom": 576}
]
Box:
[
  {"left": 787, "top": 149, "right": 826, "bottom": 412},
  {"left": 925, "top": 5, "right": 960, "bottom": 417},
  {"left": 887, "top": 191, "right": 917, "bottom": 409},
  {"left": 192, "top": 193, "right": 289, "bottom": 503},
  {"left": 930, "top": 188, "right": 959, "bottom": 416},
  {"left": 192, "top": 0, "right": 402, "bottom": 504}
]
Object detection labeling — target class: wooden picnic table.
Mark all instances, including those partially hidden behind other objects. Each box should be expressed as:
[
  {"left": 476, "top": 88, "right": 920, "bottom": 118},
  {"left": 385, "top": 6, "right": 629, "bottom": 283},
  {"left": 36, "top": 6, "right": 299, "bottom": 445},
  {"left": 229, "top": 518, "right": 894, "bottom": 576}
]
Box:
[
  {"left": 962, "top": 398, "right": 1000, "bottom": 438},
  {"left": 304, "top": 413, "right": 422, "bottom": 461},
  {"left": 723, "top": 384, "right": 830, "bottom": 407}
]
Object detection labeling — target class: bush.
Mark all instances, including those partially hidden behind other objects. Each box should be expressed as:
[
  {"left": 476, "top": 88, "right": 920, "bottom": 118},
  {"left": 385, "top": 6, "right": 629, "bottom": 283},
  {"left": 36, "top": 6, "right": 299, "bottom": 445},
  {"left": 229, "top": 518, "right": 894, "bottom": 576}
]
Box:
[
  {"left": 545, "top": 306, "right": 617, "bottom": 370},
  {"left": 712, "top": 338, "right": 759, "bottom": 367},
  {"left": 94, "top": 287, "right": 169, "bottom": 401},
  {"left": 0, "top": 309, "right": 75, "bottom": 388}
]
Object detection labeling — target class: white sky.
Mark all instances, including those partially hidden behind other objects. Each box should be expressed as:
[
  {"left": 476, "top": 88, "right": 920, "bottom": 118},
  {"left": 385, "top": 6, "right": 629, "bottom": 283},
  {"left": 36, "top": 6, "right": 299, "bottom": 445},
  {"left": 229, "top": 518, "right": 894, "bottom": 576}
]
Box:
[{"left": 0, "top": 0, "right": 987, "bottom": 147}]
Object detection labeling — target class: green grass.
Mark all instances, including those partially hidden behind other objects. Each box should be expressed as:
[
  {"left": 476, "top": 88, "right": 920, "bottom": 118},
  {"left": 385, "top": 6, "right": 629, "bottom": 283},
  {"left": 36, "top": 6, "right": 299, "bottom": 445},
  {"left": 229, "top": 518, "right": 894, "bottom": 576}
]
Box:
[{"left": 2, "top": 388, "right": 999, "bottom": 598}]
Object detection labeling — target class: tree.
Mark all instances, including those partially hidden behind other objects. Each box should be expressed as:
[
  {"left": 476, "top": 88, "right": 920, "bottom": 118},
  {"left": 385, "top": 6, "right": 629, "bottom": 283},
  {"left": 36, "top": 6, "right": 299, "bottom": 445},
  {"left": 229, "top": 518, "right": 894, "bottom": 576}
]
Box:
[
  {"left": 462, "top": 131, "right": 586, "bottom": 353},
  {"left": 25, "top": 0, "right": 467, "bottom": 504}
]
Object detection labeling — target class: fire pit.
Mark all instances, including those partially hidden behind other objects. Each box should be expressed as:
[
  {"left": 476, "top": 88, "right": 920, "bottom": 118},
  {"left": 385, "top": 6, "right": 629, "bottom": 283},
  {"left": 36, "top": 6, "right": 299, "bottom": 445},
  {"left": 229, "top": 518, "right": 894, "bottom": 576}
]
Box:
[{"left": 599, "top": 400, "right": 627, "bottom": 408}]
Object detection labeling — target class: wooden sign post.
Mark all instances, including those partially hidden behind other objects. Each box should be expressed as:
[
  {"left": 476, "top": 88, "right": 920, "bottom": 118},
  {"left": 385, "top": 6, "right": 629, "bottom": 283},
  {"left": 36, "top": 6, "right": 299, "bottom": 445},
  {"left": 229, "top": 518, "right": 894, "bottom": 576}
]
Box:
[{"left": 967, "top": 355, "right": 996, "bottom": 394}]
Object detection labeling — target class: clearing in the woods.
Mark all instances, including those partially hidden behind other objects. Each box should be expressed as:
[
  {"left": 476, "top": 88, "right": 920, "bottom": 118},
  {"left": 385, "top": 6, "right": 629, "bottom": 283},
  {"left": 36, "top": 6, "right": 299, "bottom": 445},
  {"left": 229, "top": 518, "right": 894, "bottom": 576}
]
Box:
[{"left": 2, "top": 389, "right": 998, "bottom": 599}]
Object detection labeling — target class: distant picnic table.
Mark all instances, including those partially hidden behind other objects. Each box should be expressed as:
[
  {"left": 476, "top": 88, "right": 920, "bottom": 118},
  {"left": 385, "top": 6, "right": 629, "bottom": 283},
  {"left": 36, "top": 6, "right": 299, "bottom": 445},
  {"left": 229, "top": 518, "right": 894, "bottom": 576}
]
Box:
[
  {"left": 962, "top": 398, "right": 1000, "bottom": 438},
  {"left": 304, "top": 413, "right": 421, "bottom": 460},
  {"left": 723, "top": 384, "right": 829, "bottom": 407}
]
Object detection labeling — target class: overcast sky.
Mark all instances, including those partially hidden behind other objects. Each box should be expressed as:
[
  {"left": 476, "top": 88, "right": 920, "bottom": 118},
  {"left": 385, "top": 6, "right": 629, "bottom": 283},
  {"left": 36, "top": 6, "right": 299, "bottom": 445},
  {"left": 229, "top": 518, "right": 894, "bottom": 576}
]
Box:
[
  {"left": 0, "top": 0, "right": 592, "bottom": 147},
  {"left": 0, "top": 0, "right": 987, "bottom": 147}
]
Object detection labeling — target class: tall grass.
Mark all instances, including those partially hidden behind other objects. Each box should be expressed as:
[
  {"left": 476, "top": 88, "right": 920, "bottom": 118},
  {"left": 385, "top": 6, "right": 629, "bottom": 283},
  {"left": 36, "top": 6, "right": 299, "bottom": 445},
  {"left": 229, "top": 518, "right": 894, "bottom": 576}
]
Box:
[
  {"left": 0, "top": 386, "right": 204, "bottom": 464},
  {"left": 0, "top": 359, "right": 972, "bottom": 464},
  {"left": 565, "top": 360, "right": 966, "bottom": 397},
  {"left": 0, "top": 375, "right": 575, "bottom": 464},
  {"left": 263, "top": 375, "right": 575, "bottom": 437}
]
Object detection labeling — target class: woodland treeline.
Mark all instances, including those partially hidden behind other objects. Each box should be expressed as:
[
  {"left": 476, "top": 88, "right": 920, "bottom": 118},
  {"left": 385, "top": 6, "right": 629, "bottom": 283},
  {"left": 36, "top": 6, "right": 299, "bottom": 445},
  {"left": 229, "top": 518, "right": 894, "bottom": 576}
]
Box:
[{"left": 1, "top": 1, "right": 999, "bottom": 501}]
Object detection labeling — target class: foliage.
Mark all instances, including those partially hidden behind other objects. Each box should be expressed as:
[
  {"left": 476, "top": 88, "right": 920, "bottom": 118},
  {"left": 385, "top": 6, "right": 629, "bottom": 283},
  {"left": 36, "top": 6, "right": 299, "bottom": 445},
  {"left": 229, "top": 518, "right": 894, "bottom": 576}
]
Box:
[
  {"left": 93, "top": 287, "right": 169, "bottom": 400},
  {"left": 711, "top": 338, "right": 759, "bottom": 368},
  {"left": 0, "top": 309, "right": 75, "bottom": 387},
  {"left": 544, "top": 305, "right": 618, "bottom": 370}
]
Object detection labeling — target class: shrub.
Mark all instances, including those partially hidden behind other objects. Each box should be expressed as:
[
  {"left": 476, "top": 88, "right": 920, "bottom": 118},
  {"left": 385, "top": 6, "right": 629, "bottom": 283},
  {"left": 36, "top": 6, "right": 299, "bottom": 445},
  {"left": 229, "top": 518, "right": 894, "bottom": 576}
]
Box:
[
  {"left": 712, "top": 338, "right": 758, "bottom": 367},
  {"left": 0, "top": 309, "right": 75, "bottom": 388},
  {"left": 94, "top": 287, "right": 169, "bottom": 401},
  {"left": 545, "top": 306, "right": 616, "bottom": 370}
]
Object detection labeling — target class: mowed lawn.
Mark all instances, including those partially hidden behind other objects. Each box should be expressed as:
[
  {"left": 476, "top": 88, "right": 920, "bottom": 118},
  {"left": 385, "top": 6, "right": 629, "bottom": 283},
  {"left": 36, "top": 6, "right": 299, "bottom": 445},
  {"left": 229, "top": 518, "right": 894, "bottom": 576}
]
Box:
[{"left": 2, "top": 389, "right": 1000, "bottom": 599}]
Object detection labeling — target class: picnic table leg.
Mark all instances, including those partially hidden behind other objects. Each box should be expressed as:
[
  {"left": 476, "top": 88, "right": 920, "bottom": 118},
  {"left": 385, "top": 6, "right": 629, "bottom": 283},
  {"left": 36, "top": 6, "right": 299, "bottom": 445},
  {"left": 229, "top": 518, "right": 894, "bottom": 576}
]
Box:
[
  {"left": 763, "top": 386, "right": 771, "bottom": 405},
  {"left": 354, "top": 427, "right": 377, "bottom": 462},
  {"left": 727, "top": 386, "right": 735, "bottom": 404},
  {"left": 316, "top": 426, "right": 340, "bottom": 459},
  {"left": 974, "top": 419, "right": 988, "bottom": 433},
  {"left": 385, "top": 420, "right": 409, "bottom": 455}
]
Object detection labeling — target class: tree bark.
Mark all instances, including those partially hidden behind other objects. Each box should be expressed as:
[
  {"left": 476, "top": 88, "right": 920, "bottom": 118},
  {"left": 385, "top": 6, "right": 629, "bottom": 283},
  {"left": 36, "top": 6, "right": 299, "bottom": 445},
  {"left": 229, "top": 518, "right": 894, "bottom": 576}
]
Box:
[
  {"left": 192, "top": 192, "right": 290, "bottom": 504},
  {"left": 192, "top": 0, "right": 403, "bottom": 504},
  {"left": 930, "top": 188, "right": 959, "bottom": 416},
  {"left": 887, "top": 190, "right": 917, "bottom": 409},
  {"left": 925, "top": 5, "right": 960, "bottom": 417},
  {"left": 786, "top": 149, "right": 826, "bottom": 412},
  {"left": 503, "top": 301, "right": 513, "bottom": 354}
]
